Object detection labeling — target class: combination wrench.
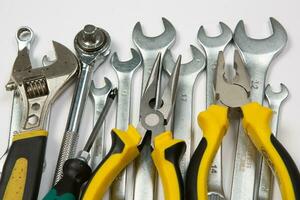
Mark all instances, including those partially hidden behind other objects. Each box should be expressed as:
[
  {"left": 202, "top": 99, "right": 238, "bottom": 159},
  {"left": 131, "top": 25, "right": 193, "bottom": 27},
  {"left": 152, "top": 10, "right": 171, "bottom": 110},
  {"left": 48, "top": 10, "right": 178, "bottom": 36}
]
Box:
[
  {"left": 132, "top": 18, "right": 176, "bottom": 200},
  {"left": 110, "top": 49, "right": 142, "bottom": 200},
  {"left": 257, "top": 83, "right": 289, "bottom": 200},
  {"left": 53, "top": 24, "right": 111, "bottom": 184},
  {"left": 231, "top": 18, "right": 287, "bottom": 200},
  {"left": 89, "top": 77, "right": 113, "bottom": 169},
  {"left": 163, "top": 45, "right": 206, "bottom": 176},
  {"left": 197, "top": 23, "right": 232, "bottom": 200}
]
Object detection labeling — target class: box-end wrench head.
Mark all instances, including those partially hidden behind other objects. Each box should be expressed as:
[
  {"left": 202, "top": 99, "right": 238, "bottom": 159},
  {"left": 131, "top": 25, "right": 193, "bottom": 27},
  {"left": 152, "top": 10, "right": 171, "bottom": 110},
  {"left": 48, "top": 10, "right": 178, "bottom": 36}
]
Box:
[
  {"left": 231, "top": 18, "right": 287, "bottom": 200},
  {"left": 197, "top": 22, "right": 232, "bottom": 200},
  {"left": 257, "top": 83, "right": 289, "bottom": 200},
  {"left": 110, "top": 48, "right": 142, "bottom": 200},
  {"left": 163, "top": 45, "right": 206, "bottom": 176}
]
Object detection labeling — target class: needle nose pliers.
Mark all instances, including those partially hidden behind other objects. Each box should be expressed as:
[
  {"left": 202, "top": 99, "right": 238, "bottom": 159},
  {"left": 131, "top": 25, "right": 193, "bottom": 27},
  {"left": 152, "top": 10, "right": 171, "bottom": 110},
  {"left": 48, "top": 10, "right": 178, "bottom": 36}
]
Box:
[
  {"left": 81, "top": 53, "right": 186, "bottom": 200},
  {"left": 186, "top": 51, "right": 300, "bottom": 200}
]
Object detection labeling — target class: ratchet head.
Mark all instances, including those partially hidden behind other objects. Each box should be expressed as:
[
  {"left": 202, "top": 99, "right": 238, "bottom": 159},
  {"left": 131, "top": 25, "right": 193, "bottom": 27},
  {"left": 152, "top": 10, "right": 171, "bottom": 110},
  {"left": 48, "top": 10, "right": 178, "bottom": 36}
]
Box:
[
  {"left": 163, "top": 45, "right": 206, "bottom": 76},
  {"left": 197, "top": 22, "right": 232, "bottom": 52},
  {"left": 132, "top": 17, "right": 176, "bottom": 51},
  {"left": 74, "top": 24, "right": 111, "bottom": 68},
  {"left": 234, "top": 18, "right": 287, "bottom": 56},
  {"left": 215, "top": 51, "right": 251, "bottom": 110},
  {"left": 111, "top": 48, "right": 142, "bottom": 73},
  {"left": 265, "top": 83, "right": 289, "bottom": 106}
]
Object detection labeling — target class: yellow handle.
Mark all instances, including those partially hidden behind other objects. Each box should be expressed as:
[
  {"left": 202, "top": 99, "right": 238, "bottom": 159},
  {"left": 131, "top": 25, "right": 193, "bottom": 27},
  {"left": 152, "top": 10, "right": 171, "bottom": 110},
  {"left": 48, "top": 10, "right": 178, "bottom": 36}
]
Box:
[
  {"left": 152, "top": 131, "right": 186, "bottom": 200},
  {"left": 242, "top": 102, "right": 300, "bottom": 200},
  {"left": 186, "top": 105, "right": 229, "bottom": 200},
  {"left": 81, "top": 125, "right": 141, "bottom": 200}
]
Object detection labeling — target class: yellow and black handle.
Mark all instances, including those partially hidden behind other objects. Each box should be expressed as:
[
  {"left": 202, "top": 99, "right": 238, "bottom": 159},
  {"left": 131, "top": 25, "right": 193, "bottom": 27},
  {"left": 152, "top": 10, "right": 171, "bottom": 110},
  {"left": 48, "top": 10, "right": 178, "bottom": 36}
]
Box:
[
  {"left": 152, "top": 131, "right": 186, "bottom": 200},
  {"left": 81, "top": 125, "right": 141, "bottom": 200},
  {"left": 0, "top": 130, "right": 48, "bottom": 200},
  {"left": 241, "top": 102, "right": 300, "bottom": 200},
  {"left": 185, "top": 105, "right": 229, "bottom": 200}
]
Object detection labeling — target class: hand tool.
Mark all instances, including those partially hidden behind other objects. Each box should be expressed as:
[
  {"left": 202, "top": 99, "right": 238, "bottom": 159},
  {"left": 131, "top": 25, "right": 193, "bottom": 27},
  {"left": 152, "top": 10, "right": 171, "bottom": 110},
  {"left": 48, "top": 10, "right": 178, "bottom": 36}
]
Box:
[
  {"left": 43, "top": 88, "right": 117, "bottom": 200},
  {"left": 0, "top": 26, "right": 79, "bottom": 200},
  {"left": 53, "top": 24, "right": 111, "bottom": 184},
  {"left": 197, "top": 22, "right": 232, "bottom": 200},
  {"left": 231, "top": 18, "right": 288, "bottom": 200},
  {"left": 132, "top": 17, "right": 176, "bottom": 200},
  {"left": 186, "top": 51, "right": 300, "bottom": 200},
  {"left": 257, "top": 83, "right": 289, "bottom": 199},
  {"left": 163, "top": 45, "right": 206, "bottom": 176},
  {"left": 81, "top": 53, "right": 186, "bottom": 200},
  {"left": 89, "top": 77, "right": 113, "bottom": 169},
  {"left": 110, "top": 49, "right": 142, "bottom": 200}
]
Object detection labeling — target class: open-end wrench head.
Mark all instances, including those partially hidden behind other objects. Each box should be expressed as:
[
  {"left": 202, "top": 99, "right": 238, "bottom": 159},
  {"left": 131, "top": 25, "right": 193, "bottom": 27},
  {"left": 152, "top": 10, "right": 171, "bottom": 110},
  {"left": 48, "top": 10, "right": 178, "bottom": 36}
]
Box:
[
  {"left": 234, "top": 18, "right": 287, "bottom": 56},
  {"left": 197, "top": 22, "right": 232, "bottom": 51},
  {"left": 163, "top": 45, "right": 206, "bottom": 76},
  {"left": 89, "top": 77, "right": 113, "bottom": 103},
  {"left": 265, "top": 83, "right": 289, "bottom": 105},
  {"left": 111, "top": 48, "right": 142, "bottom": 73},
  {"left": 132, "top": 18, "right": 176, "bottom": 51}
]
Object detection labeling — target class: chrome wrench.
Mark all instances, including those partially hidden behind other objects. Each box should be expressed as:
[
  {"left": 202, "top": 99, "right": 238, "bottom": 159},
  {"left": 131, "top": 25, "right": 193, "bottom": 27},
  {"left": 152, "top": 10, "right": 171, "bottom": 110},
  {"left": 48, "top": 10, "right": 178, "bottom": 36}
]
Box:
[
  {"left": 53, "top": 24, "right": 111, "bottom": 184},
  {"left": 257, "top": 83, "right": 289, "bottom": 200},
  {"left": 197, "top": 22, "right": 232, "bottom": 199},
  {"left": 89, "top": 77, "right": 113, "bottom": 169},
  {"left": 132, "top": 18, "right": 176, "bottom": 200},
  {"left": 231, "top": 18, "right": 287, "bottom": 200},
  {"left": 163, "top": 45, "right": 206, "bottom": 176},
  {"left": 110, "top": 49, "right": 142, "bottom": 200}
]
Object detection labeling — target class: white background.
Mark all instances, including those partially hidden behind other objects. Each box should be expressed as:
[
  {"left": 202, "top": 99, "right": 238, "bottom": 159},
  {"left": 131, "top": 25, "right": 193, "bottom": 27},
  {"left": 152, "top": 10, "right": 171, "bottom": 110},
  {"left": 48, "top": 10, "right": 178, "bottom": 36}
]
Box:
[{"left": 0, "top": 0, "right": 299, "bottom": 199}]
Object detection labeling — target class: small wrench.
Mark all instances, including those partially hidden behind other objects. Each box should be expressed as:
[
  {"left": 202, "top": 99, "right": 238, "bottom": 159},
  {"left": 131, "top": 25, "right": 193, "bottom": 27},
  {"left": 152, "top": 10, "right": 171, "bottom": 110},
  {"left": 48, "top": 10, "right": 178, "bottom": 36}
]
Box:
[
  {"left": 53, "top": 24, "right": 111, "bottom": 184},
  {"left": 132, "top": 17, "right": 176, "bottom": 200},
  {"left": 163, "top": 45, "right": 206, "bottom": 176},
  {"left": 257, "top": 83, "right": 289, "bottom": 200},
  {"left": 231, "top": 18, "right": 287, "bottom": 200},
  {"left": 110, "top": 49, "right": 142, "bottom": 200},
  {"left": 89, "top": 77, "right": 113, "bottom": 169},
  {"left": 197, "top": 22, "right": 232, "bottom": 200}
]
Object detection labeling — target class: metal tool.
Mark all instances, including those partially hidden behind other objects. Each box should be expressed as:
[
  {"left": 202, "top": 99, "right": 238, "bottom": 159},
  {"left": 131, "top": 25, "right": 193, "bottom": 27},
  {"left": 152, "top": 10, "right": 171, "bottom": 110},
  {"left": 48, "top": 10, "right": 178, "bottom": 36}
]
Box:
[
  {"left": 110, "top": 49, "right": 142, "bottom": 200},
  {"left": 163, "top": 45, "right": 206, "bottom": 176},
  {"left": 53, "top": 24, "right": 111, "bottom": 184},
  {"left": 197, "top": 22, "right": 232, "bottom": 200},
  {"left": 186, "top": 51, "right": 300, "bottom": 200},
  {"left": 43, "top": 88, "right": 117, "bottom": 200},
  {"left": 257, "top": 83, "right": 289, "bottom": 199},
  {"left": 81, "top": 53, "right": 186, "bottom": 200},
  {"left": 0, "top": 26, "right": 79, "bottom": 200},
  {"left": 231, "top": 18, "right": 287, "bottom": 200},
  {"left": 89, "top": 78, "right": 113, "bottom": 169},
  {"left": 132, "top": 17, "right": 176, "bottom": 200}
]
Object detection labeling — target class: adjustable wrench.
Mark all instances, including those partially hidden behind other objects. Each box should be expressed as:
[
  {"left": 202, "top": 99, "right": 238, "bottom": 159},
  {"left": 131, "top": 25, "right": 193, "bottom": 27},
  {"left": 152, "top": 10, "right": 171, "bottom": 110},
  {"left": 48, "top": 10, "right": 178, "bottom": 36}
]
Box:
[
  {"left": 54, "top": 24, "right": 111, "bottom": 184},
  {"left": 89, "top": 78, "right": 113, "bottom": 169},
  {"left": 197, "top": 23, "right": 232, "bottom": 200},
  {"left": 110, "top": 49, "right": 142, "bottom": 200},
  {"left": 257, "top": 83, "right": 289, "bottom": 200},
  {"left": 132, "top": 18, "right": 176, "bottom": 200},
  {"left": 231, "top": 18, "right": 287, "bottom": 200},
  {"left": 163, "top": 45, "right": 206, "bottom": 176}
]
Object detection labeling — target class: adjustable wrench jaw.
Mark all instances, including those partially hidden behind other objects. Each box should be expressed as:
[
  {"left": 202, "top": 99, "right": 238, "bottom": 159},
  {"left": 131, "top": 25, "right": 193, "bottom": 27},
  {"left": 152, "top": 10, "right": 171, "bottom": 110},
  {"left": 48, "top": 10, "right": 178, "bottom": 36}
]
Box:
[{"left": 6, "top": 27, "right": 79, "bottom": 132}]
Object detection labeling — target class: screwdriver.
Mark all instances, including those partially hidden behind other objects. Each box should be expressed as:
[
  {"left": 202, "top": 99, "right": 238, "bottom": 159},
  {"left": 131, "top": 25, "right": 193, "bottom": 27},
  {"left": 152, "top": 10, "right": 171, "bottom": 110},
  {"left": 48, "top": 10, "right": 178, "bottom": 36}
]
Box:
[{"left": 43, "top": 88, "right": 118, "bottom": 200}]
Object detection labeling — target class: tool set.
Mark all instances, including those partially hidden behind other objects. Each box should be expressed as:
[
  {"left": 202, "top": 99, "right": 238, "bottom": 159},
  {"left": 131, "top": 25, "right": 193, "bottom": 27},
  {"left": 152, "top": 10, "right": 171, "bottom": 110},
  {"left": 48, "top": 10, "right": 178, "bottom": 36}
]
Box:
[{"left": 0, "top": 17, "right": 299, "bottom": 200}]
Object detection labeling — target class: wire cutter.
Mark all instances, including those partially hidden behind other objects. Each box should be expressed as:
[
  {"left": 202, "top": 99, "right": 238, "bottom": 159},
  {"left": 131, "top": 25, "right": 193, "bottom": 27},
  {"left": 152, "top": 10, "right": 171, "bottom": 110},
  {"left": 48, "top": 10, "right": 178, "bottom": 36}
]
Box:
[
  {"left": 81, "top": 53, "right": 186, "bottom": 200},
  {"left": 186, "top": 51, "right": 300, "bottom": 200}
]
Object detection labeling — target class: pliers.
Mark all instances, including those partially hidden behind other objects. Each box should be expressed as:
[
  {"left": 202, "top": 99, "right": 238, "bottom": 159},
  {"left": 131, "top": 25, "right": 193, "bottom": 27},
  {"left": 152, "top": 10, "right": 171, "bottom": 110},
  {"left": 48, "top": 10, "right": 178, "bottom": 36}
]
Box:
[
  {"left": 186, "top": 51, "right": 300, "bottom": 200},
  {"left": 80, "top": 53, "right": 186, "bottom": 200}
]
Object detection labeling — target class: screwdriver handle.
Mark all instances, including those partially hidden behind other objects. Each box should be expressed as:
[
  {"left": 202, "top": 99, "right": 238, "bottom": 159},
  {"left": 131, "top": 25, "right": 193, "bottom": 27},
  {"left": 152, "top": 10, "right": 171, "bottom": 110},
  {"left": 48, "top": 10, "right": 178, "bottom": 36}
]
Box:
[
  {"left": 152, "top": 131, "right": 186, "bottom": 200},
  {"left": 43, "top": 158, "right": 91, "bottom": 200},
  {"left": 186, "top": 105, "right": 229, "bottom": 200},
  {"left": 241, "top": 102, "right": 300, "bottom": 200},
  {"left": 0, "top": 130, "right": 47, "bottom": 200}
]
